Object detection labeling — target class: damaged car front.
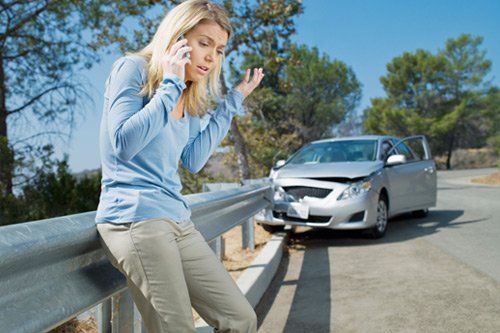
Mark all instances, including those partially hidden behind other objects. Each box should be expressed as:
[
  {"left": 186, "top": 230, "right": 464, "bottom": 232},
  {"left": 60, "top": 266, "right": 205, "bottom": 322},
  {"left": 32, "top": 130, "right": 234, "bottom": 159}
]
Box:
[{"left": 258, "top": 137, "right": 389, "bottom": 235}]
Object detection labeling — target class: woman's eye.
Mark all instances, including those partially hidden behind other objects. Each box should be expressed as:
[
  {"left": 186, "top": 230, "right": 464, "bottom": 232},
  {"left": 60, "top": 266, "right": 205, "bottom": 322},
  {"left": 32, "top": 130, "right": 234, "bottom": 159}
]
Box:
[
  {"left": 217, "top": 50, "right": 224, "bottom": 55},
  {"left": 200, "top": 42, "right": 209, "bottom": 46}
]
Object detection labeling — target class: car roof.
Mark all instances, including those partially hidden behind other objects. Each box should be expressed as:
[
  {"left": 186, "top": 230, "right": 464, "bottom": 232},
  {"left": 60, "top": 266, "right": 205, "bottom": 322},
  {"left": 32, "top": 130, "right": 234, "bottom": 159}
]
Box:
[{"left": 311, "top": 135, "right": 395, "bottom": 144}]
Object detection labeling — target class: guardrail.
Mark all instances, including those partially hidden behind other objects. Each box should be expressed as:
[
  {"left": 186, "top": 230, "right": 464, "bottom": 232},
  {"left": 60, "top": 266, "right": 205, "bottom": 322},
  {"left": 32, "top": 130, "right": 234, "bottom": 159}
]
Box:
[{"left": 0, "top": 180, "right": 273, "bottom": 333}]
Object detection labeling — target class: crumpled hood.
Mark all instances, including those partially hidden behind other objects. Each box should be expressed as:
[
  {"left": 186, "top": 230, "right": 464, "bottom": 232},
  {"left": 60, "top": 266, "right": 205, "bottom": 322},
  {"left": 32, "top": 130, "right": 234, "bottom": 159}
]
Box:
[{"left": 276, "top": 161, "right": 383, "bottom": 179}]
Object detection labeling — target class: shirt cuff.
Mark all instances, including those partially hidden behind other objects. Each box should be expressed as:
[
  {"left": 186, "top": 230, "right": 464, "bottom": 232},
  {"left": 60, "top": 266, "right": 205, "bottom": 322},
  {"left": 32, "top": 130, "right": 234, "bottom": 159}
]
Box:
[
  {"left": 230, "top": 88, "right": 245, "bottom": 105},
  {"left": 161, "top": 72, "right": 187, "bottom": 90},
  {"left": 225, "top": 88, "right": 245, "bottom": 116},
  {"left": 157, "top": 73, "right": 186, "bottom": 115}
]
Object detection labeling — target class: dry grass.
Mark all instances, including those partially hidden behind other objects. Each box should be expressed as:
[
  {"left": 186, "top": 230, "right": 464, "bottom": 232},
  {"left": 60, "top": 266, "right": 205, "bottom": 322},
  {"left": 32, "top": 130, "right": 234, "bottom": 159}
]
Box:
[
  {"left": 434, "top": 147, "right": 498, "bottom": 170},
  {"left": 49, "top": 223, "right": 273, "bottom": 332},
  {"left": 471, "top": 171, "right": 500, "bottom": 185},
  {"left": 49, "top": 316, "right": 96, "bottom": 333},
  {"left": 221, "top": 224, "right": 273, "bottom": 280}
]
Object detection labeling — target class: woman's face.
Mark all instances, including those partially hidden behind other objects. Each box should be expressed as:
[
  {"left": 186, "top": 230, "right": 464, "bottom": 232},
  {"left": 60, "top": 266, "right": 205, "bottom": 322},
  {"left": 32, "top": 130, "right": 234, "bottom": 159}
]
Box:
[{"left": 184, "top": 20, "right": 228, "bottom": 82}]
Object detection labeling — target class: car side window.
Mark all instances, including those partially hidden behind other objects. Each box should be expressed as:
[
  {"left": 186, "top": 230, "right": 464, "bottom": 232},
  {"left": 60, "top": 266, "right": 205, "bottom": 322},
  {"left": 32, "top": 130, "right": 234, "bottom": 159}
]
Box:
[
  {"left": 395, "top": 142, "right": 417, "bottom": 161},
  {"left": 380, "top": 140, "right": 395, "bottom": 160}
]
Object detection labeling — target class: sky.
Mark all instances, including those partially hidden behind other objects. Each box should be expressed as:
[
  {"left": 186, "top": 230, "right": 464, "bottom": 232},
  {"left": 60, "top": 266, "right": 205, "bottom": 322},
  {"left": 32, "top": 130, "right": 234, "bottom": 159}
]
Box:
[{"left": 59, "top": 0, "right": 500, "bottom": 173}]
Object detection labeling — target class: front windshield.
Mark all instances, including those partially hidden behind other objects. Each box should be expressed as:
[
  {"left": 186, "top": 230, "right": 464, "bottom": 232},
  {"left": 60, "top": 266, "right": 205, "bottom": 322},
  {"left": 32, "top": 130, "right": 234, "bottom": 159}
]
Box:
[{"left": 287, "top": 140, "right": 378, "bottom": 165}]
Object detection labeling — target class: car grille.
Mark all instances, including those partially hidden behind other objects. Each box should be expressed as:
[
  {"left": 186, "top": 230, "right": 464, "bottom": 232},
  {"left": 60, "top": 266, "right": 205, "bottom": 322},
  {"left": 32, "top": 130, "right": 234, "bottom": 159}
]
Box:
[
  {"left": 282, "top": 186, "right": 332, "bottom": 200},
  {"left": 273, "top": 211, "right": 331, "bottom": 223}
]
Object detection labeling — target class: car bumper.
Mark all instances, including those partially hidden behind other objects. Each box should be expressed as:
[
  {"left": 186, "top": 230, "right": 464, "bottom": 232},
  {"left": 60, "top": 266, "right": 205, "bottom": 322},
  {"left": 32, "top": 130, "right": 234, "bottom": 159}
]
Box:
[{"left": 256, "top": 189, "right": 380, "bottom": 230}]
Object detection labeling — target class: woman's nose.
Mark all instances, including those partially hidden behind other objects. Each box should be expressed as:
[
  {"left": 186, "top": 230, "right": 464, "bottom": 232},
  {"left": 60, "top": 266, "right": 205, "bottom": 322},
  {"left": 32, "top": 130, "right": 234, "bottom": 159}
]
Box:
[{"left": 205, "top": 50, "right": 216, "bottom": 62}]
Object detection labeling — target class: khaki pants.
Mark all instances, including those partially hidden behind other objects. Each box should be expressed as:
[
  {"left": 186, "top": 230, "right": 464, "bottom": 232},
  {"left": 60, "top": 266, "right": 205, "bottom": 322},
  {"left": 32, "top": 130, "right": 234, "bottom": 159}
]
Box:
[{"left": 96, "top": 218, "right": 257, "bottom": 333}]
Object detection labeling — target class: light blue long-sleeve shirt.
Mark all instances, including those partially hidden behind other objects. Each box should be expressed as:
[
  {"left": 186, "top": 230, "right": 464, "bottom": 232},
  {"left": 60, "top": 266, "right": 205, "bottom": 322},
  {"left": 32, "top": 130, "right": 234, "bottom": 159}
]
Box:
[{"left": 95, "top": 55, "right": 244, "bottom": 224}]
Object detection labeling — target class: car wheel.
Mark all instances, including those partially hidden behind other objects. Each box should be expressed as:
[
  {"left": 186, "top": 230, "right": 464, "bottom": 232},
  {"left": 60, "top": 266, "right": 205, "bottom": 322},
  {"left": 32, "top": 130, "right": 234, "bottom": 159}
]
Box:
[
  {"left": 369, "top": 195, "right": 388, "bottom": 239},
  {"left": 261, "top": 224, "right": 285, "bottom": 233},
  {"left": 412, "top": 208, "right": 429, "bottom": 218}
]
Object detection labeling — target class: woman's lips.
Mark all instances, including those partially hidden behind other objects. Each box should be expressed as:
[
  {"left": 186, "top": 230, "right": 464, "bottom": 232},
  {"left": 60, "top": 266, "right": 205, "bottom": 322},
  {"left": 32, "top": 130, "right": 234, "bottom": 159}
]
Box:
[{"left": 196, "top": 65, "right": 209, "bottom": 75}]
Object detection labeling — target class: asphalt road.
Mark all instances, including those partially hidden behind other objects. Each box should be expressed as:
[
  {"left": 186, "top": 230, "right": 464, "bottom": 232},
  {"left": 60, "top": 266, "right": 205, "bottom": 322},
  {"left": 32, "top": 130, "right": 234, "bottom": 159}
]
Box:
[{"left": 255, "top": 168, "right": 500, "bottom": 333}]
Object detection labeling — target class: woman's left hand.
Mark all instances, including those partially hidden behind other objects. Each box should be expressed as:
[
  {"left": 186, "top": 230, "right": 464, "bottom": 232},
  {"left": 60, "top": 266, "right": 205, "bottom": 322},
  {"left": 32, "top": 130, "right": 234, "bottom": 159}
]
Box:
[{"left": 234, "top": 68, "right": 265, "bottom": 99}]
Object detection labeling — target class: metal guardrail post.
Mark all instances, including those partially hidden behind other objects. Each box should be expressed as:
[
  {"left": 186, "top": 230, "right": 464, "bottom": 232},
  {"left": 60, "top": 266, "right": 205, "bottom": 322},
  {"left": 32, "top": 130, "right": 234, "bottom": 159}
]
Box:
[
  {"left": 208, "top": 236, "right": 224, "bottom": 261},
  {"left": 111, "top": 289, "right": 136, "bottom": 333},
  {"left": 97, "top": 299, "right": 111, "bottom": 333},
  {"left": 242, "top": 217, "right": 255, "bottom": 251},
  {"left": 97, "top": 283, "right": 144, "bottom": 333},
  {"left": 240, "top": 178, "right": 271, "bottom": 251},
  {"left": 134, "top": 303, "right": 147, "bottom": 333}
]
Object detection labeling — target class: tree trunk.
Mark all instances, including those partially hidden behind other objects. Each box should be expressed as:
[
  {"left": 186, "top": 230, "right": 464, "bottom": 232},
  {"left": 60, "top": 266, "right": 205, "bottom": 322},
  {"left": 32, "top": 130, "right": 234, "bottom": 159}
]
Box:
[
  {"left": 220, "top": 70, "right": 251, "bottom": 180},
  {"left": 0, "top": 55, "right": 13, "bottom": 196},
  {"left": 446, "top": 131, "right": 456, "bottom": 170},
  {"left": 230, "top": 121, "right": 251, "bottom": 180}
]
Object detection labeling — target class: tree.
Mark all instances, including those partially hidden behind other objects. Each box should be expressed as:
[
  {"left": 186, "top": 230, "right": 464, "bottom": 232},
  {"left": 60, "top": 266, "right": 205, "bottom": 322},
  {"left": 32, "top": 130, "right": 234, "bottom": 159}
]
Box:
[
  {"left": 282, "top": 45, "right": 362, "bottom": 144},
  {"left": 221, "top": 43, "right": 362, "bottom": 175},
  {"left": 178, "top": 158, "right": 235, "bottom": 195},
  {"left": 0, "top": 154, "right": 101, "bottom": 226},
  {"left": 221, "top": 0, "right": 304, "bottom": 180},
  {"left": 483, "top": 87, "right": 500, "bottom": 156},
  {"left": 363, "top": 34, "right": 495, "bottom": 169},
  {"left": 0, "top": 0, "right": 169, "bottom": 197},
  {"left": 220, "top": 111, "right": 301, "bottom": 177}
]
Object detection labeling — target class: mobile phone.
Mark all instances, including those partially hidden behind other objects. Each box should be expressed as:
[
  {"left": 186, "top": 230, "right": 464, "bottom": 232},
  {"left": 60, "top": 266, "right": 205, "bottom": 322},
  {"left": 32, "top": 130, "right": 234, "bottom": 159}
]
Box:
[{"left": 178, "top": 34, "right": 190, "bottom": 59}]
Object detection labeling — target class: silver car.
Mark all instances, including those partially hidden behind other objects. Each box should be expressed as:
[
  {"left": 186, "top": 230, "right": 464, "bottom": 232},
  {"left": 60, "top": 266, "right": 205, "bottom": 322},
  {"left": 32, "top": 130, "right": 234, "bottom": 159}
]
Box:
[{"left": 257, "top": 135, "right": 437, "bottom": 238}]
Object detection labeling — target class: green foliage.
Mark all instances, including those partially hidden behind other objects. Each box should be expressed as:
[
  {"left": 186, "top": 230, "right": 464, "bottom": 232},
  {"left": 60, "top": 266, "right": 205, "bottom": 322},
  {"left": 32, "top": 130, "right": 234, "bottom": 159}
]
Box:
[
  {"left": 483, "top": 87, "right": 500, "bottom": 155},
  {"left": 221, "top": 113, "right": 301, "bottom": 177},
  {"left": 487, "top": 135, "right": 500, "bottom": 157},
  {"left": 179, "top": 160, "right": 236, "bottom": 195},
  {"left": 0, "top": 137, "right": 14, "bottom": 196},
  {"left": 363, "top": 34, "right": 497, "bottom": 169},
  {"left": 283, "top": 45, "right": 362, "bottom": 142},
  {"left": 0, "top": 156, "right": 101, "bottom": 226},
  {"left": 222, "top": 43, "right": 361, "bottom": 175}
]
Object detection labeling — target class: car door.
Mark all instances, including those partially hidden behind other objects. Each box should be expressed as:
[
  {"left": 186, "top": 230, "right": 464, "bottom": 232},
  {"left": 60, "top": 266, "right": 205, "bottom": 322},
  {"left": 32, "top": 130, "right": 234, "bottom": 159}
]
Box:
[
  {"left": 381, "top": 139, "right": 415, "bottom": 214},
  {"left": 380, "top": 139, "right": 409, "bottom": 213},
  {"left": 406, "top": 136, "right": 437, "bottom": 207},
  {"left": 391, "top": 136, "right": 436, "bottom": 211}
]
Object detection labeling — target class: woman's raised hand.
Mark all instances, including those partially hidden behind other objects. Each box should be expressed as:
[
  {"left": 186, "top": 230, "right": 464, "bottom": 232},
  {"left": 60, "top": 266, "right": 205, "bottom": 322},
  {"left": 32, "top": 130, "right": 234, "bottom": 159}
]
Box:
[
  {"left": 162, "top": 39, "right": 192, "bottom": 81},
  {"left": 235, "top": 68, "right": 265, "bottom": 99}
]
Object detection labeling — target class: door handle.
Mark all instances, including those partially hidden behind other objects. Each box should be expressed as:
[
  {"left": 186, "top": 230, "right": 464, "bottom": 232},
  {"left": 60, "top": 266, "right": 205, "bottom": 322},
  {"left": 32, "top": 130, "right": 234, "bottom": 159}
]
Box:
[{"left": 424, "top": 167, "right": 434, "bottom": 174}]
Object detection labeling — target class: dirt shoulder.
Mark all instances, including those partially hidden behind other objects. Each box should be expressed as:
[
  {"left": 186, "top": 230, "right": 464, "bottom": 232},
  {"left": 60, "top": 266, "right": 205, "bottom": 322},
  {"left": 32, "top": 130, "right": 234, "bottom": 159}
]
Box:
[{"left": 471, "top": 170, "right": 500, "bottom": 185}]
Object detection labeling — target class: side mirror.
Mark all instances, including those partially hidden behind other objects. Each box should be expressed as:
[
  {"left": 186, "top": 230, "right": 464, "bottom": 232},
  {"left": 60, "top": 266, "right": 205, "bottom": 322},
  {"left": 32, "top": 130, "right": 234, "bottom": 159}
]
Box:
[
  {"left": 275, "top": 160, "right": 286, "bottom": 168},
  {"left": 386, "top": 154, "right": 406, "bottom": 166}
]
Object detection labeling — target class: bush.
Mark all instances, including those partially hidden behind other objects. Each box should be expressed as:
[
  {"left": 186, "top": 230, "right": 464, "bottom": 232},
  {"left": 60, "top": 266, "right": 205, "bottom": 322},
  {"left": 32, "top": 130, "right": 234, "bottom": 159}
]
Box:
[
  {"left": 0, "top": 158, "right": 101, "bottom": 226},
  {"left": 434, "top": 147, "right": 499, "bottom": 170}
]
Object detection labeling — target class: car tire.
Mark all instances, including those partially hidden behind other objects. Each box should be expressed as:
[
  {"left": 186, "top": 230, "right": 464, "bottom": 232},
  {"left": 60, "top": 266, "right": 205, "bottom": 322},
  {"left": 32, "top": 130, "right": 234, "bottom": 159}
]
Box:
[
  {"left": 369, "top": 195, "right": 388, "bottom": 239},
  {"left": 261, "top": 224, "right": 285, "bottom": 233},
  {"left": 411, "top": 208, "right": 429, "bottom": 218}
]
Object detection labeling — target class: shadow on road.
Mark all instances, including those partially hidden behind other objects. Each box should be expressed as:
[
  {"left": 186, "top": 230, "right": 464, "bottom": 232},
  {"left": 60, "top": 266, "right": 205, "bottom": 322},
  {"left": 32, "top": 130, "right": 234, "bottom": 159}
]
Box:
[
  {"left": 256, "top": 241, "right": 332, "bottom": 333},
  {"left": 256, "top": 247, "right": 290, "bottom": 329},
  {"left": 285, "top": 209, "right": 489, "bottom": 248},
  {"left": 283, "top": 245, "right": 330, "bottom": 333}
]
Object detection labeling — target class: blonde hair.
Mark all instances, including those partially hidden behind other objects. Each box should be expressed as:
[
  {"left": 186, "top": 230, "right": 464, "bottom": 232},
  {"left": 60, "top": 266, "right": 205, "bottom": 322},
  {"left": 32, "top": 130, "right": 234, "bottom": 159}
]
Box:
[{"left": 129, "top": 0, "right": 232, "bottom": 117}]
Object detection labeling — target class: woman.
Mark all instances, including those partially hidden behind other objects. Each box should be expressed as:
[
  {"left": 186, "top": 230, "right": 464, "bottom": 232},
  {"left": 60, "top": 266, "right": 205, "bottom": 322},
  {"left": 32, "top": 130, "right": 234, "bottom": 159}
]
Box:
[{"left": 94, "top": 1, "right": 264, "bottom": 332}]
